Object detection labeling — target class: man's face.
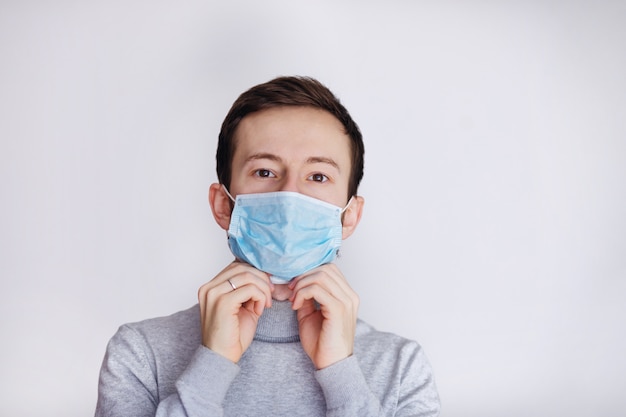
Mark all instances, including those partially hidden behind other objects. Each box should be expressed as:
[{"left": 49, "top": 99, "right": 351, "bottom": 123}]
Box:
[{"left": 229, "top": 106, "right": 353, "bottom": 208}]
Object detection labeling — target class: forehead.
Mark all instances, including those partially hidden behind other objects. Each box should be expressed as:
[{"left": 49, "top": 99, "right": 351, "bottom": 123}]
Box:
[{"left": 232, "top": 106, "right": 352, "bottom": 168}]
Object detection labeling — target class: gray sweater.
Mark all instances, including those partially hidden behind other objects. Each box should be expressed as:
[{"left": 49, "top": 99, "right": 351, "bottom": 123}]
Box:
[{"left": 95, "top": 300, "right": 440, "bottom": 416}]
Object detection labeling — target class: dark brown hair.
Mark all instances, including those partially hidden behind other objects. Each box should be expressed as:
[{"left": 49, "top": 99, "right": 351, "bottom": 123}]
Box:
[{"left": 216, "top": 76, "right": 364, "bottom": 198}]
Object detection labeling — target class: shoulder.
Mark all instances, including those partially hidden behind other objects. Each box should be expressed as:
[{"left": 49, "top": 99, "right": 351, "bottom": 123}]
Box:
[
  {"left": 354, "top": 318, "right": 433, "bottom": 373},
  {"left": 97, "top": 305, "right": 203, "bottom": 410},
  {"left": 109, "top": 304, "right": 201, "bottom": 358},
  {"left": 355, "top": 318, "right": 422, "bottom": 352},
  {"left": 353, "top": 318, "right": 440, "bottom": 414},
  {"left": 122, "top": 304, "right": 200, "bottom": 336}
]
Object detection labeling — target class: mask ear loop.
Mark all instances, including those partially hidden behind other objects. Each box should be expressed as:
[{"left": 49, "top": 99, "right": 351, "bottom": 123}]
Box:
[
  {"left": 222, "top": 185, "right": 236, "bottom": 203},
  {"left": 220, "top": 186, "right": 237, "bottom": 240},
  {"left": 341, "top": 196, "right": 355, "bottom": 214},
  {"left": 336, "top": 196, "right": 355, "bottom": 259}
]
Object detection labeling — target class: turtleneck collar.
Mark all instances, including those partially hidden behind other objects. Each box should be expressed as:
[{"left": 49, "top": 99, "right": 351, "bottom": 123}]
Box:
[{"left": 254, "top": 300, "right": 300, "bottom": 343}]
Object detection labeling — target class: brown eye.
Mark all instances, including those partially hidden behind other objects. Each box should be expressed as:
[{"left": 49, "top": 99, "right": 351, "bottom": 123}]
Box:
[
  {"left": 309, "top": 173, "right": 328, "bottom": 183},
  {"left": 254, "top": 169, "right": 275, "bottom": 178}
]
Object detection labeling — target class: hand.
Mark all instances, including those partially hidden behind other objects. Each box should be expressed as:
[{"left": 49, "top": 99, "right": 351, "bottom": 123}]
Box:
[
  {"left": 289, "top": 264, "right": 359, "bottom": 369},
  {"left": 198, "top": 261, "right": 273, "bottom": 363}
]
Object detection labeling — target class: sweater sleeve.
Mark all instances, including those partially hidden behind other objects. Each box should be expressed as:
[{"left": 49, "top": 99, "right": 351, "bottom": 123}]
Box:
[
  {"left": 394, "top": 343, "right": 441, "bottom": 417},
  {"left": 315, "top": 355, "right": 383, "bottom": 416},
  {"left": 314, "top": 342, "right": 440, "bottom": 417},
  {"left": 95, "top": 325, "right": 239, "bottom": 417}
]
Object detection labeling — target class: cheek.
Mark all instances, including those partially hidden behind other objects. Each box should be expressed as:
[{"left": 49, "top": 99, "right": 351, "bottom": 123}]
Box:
[{"left": 299, "top": 185, "right": 345, "bottom": 207}]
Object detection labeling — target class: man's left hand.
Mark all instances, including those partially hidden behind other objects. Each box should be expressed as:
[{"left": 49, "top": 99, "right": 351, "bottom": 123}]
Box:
[{"left": 289, "top": 264, "right": 359, "bottom": 370}]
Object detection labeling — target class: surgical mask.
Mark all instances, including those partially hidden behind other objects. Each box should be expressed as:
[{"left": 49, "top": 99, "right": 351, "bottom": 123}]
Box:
[{"left": 224, "top": 187, "right": 352, "bottom": 284}]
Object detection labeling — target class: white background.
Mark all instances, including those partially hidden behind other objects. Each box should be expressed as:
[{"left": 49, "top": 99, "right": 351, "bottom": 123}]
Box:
[{"left": 1, "top": 1, "right": 625, "bottom": 416}]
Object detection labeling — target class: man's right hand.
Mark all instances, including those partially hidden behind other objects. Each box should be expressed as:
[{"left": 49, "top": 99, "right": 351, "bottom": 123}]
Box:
[{"left": 198, "top": 261, "right": 274, "bottom": 363}]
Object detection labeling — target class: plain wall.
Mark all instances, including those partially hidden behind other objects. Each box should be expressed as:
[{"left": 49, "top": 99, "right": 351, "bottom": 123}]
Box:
[{"left": 1, "top": 1, "right": 625, "bottom": 416}]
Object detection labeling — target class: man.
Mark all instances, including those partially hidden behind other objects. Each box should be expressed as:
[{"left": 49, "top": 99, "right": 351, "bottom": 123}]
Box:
[{"left": 95, "top": 76, "right": 440, "bottom": 416}]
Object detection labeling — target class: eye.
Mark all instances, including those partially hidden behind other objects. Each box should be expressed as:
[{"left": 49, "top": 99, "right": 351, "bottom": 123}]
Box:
[
  {"left": 254, "top": 169, "right": 276, "bottom": 178},
  {"left": 308, "top": 173, "right": 329, "bottom": 183}
]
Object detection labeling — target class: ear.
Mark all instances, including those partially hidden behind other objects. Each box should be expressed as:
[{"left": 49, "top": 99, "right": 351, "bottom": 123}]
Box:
[
  {"left": 209, "top": 183, "right": 233, "bottom": 231},
  {"left": 341, "top": 196, "right": 364, "bottom": 240}
]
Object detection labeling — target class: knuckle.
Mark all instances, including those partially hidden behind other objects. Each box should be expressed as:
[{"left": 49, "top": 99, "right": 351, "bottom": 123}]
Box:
[
  {"left": 214, "top": 293, "right": 230, "bottom": 310},
  {"left": 198, "top": 283, "right": 212, "bottom": 301},
  {"left": 353, "top": 292, "right": 360, "bottom": 306},
  {"left": 206, "top": 285, "right": 225, "bottom": 304},
  {"left": 317, "top": 272, "right": 332, "bottom": 285}
]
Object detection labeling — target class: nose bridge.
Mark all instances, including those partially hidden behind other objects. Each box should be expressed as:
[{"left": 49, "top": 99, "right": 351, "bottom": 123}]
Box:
[{"left": 279, "top": 171, "right": 300, "bottom": 193}]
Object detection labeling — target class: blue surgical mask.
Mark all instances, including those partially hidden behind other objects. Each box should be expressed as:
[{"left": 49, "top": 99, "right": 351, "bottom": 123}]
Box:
[{"left": 224, "top": 187, "right": 352, "bottom": 284}]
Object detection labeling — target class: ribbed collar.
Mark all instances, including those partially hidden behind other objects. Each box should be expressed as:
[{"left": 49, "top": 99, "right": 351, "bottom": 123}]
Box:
[{"left": 254, "top": 300, "right": 300, "bottom": 343}]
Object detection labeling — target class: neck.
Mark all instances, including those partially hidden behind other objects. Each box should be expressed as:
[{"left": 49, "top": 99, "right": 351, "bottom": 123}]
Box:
[
  {"left": 255, "top": 299, "right": 299, "bottom": 343},
  {"left": 272, "top": 284, "right": 292, "bottom": 301}
]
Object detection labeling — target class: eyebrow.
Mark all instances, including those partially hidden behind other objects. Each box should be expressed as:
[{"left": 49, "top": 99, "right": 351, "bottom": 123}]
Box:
[
  {"left": 245, "top": 153, "right": 341, "bottom": 172},
  {"left": 245, "top": 153, "right": 282, "bottom": 163},
  {"left": 306, "top": 156, "right": 340, "bottom": 171}
]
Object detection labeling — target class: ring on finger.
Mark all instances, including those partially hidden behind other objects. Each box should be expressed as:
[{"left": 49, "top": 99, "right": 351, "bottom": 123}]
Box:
[{"left": 227, "top": 279, "right": 237, "bottom": 291}]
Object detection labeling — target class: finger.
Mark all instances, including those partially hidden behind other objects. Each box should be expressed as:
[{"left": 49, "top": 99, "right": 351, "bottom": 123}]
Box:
[
  {"left": 301, "top": 264, "right": 359, "bottom": 311},
  {"left": 199, "top": 264, "right": 273, "bottom": 307},
  {"left": 291, "top": 282, "right": 343, "bottom": 313},
  {"left": 221, "top": 283, "right": 270, "bottom": 316},
  {"left": 290, "top": 264, "right": 351, "bottom": 295},
  {"left": 290, "top": 270, "right": 349, "bottom": 309},
  {"left": 201, "top": 261, "right": 271, "bottom": 294},
  {"left": 292, "top": 271, "right": 360, "bottom": 320},
  {"left": 243, "top": 297, "right": 266, "bottom": 317},
  {"left": 295, "top": 297, "right": 318, "bottom": 321},
  {"left": 205, "top": 276, "right": 273, "bottom": 312},
  {"left": 222, "top": 274, "right": 273, "bottom": 308}
]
